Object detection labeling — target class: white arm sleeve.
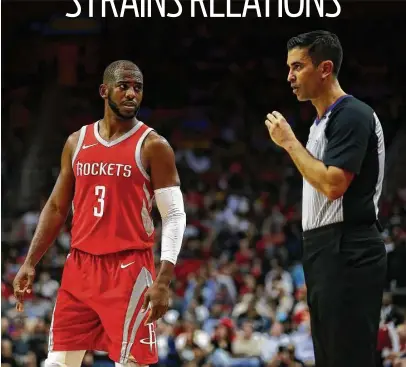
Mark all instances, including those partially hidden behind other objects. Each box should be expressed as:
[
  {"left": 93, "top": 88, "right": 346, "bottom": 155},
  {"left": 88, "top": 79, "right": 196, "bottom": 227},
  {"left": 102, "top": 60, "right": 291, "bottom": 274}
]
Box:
[{"left": 154, "top": 186, "right": 186, "bottom": 265}]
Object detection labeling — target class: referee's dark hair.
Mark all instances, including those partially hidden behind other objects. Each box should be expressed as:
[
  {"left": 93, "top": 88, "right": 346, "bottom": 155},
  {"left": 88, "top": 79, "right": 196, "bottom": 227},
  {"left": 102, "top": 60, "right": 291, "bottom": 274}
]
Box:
[{"left": 287, "top": 30, "right": 343, "bottom": 77}]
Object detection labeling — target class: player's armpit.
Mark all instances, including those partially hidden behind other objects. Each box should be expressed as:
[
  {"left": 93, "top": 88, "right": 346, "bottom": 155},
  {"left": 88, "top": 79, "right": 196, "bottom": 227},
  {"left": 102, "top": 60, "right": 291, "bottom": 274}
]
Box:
[
  {"left": 324, "top": 165, "right": 354, "bottom": 201},
  {"left": 141, "top": 132, "right": 180, "bottom": 190},
  {"left": 48, "top": 132, "right": 79, "bottom": 213}
]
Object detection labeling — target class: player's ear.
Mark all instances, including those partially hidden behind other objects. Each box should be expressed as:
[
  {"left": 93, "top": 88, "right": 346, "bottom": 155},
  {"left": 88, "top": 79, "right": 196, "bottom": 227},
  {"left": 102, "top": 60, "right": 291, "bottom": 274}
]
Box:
[
  {"left": 320, "top": 60, "right": 334, "bottom": 79},
  {"left": 99, "top": 84, "right": 108, "bottom": 99}
]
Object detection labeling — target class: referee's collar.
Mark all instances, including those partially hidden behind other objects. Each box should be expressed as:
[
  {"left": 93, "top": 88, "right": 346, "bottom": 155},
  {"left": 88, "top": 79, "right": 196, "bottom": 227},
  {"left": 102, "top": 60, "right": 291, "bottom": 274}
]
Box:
[{"left": 314, "top": 94, "right": 353, "bottom": 125}]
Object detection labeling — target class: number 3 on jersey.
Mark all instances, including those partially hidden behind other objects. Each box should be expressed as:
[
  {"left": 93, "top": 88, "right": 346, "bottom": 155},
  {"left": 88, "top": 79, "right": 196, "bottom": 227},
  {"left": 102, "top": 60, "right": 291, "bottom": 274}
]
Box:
[{"left": 94, "top": 185, "right": 106, "bottom": 217}]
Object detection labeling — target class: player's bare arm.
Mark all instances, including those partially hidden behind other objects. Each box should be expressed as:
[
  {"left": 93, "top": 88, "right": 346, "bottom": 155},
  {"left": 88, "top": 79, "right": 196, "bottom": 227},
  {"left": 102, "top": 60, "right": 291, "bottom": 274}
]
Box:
[
  {"left": 13, "top": 131, "right": 79, "bottom": 312},
  {"left": 265, "top": 111, "right": 353, "bottom": 201},
  {"left": 140, "top": 131, "right": 186, "bottom": 324},
  {"left": 141, "top": 132, "right": 181, "bottom": 189}
]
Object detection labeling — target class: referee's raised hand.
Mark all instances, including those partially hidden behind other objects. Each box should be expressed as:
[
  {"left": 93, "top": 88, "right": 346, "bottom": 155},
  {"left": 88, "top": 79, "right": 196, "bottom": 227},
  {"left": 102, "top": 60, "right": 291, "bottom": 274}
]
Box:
[{"left": 265, "top": 111, "right": 297, "bottom": 149}]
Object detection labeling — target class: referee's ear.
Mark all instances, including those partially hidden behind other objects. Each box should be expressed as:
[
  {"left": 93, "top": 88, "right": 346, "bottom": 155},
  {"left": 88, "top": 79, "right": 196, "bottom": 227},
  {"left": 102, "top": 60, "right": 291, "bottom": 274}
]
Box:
[{"left": 320, "top": 60, "right": 334, "bottom": 80}]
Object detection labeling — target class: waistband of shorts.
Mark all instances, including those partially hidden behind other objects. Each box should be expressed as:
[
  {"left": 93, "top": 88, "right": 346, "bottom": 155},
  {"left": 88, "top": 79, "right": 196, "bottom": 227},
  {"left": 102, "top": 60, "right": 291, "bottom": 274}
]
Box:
[
  {"left": 303, "top": 221, "right": 381, "bottom": 240},
  {"left": 302, "top": 222, "right": 342, "bottom": 239},
  {"left": 70, "top": 247, "right": 153, "bottom": 257}
]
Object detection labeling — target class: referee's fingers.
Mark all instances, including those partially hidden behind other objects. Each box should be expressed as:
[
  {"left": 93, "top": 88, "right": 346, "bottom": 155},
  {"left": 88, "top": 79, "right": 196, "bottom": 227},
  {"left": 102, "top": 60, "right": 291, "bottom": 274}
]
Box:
[
  {"left": 266, "top": 113, "right": 276, "bottom": 122},
  {"left": 271, "top": 111, "right": 284, "bottom": 119}
]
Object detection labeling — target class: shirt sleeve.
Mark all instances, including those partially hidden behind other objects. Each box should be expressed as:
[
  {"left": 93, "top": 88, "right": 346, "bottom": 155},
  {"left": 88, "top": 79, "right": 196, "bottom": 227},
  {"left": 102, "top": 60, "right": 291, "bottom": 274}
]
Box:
[{"left": 323, "top": 108, "right": 372, "bottom": 175}]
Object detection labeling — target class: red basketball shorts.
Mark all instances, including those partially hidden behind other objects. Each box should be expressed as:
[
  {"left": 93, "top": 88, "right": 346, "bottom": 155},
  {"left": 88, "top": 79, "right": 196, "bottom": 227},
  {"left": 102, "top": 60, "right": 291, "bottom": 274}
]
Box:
[{"left": 49, "top": 248, "right": 158, "bottom": 365}]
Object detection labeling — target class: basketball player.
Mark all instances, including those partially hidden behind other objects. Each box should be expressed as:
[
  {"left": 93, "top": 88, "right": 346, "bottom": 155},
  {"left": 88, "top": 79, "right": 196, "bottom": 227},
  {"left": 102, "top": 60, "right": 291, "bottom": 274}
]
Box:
[
  {"left": 12, "top": 60, "right": 187, "bottom": 367},
  {"left": 265, "top": 31, "right": 386, "bottom": 366}
]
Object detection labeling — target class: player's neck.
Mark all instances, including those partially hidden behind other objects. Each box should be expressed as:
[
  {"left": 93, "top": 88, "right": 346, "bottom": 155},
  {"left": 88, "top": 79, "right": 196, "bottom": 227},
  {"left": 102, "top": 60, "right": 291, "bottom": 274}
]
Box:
[
  {"left": 101, "top": 114, "right": 138, "bottom": 138},
  {"left": 312, "top": 80, "right": 347, "bottom": 120}
]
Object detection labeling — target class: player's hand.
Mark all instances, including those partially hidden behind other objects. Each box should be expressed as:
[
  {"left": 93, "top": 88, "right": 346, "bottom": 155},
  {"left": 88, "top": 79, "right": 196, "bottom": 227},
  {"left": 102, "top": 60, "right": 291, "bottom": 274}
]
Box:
[
  {"left": 13, "top": 263, "right": 36, "bottom": 312},
  {"left": 265, "top": 111, "right": 297, "bottom": 149},
  {"left": 141, "top": 282, "right": 170, "bottom": 324}
]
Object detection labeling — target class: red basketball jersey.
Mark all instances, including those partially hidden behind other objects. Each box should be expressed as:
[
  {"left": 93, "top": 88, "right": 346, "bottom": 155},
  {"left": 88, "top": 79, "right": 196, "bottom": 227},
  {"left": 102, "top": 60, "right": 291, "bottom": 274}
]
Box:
[{"left": 71, "top": 120, "right": 156, "bottom": 254}]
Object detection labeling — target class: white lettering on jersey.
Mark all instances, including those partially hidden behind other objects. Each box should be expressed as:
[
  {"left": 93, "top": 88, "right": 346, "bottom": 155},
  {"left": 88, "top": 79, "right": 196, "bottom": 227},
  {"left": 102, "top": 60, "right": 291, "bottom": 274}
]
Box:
[
  {"left": 123, "top": 165, "right": 131, "bottom": 177},
  {"left": 76, "top": 162, "right": 132, "bottom": 177},
  {"left": 107, "top": 164, "right": 114, "bottom": 176},
  {"left": 83, "top": 163, "right": 91, "bottom": 175}
]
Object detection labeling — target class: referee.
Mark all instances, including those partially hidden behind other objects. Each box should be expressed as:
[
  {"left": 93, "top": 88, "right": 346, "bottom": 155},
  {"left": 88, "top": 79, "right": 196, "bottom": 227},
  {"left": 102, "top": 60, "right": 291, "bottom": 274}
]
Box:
[{"left": 265, "top": 30, "right": 386, "bottom": 367}]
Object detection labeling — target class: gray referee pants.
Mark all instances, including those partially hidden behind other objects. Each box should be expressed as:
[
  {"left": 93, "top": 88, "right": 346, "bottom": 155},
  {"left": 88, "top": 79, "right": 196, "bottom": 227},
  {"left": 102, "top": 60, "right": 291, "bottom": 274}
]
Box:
[{"left": 302, "top": 222, "right": 386, "bottom": 367}]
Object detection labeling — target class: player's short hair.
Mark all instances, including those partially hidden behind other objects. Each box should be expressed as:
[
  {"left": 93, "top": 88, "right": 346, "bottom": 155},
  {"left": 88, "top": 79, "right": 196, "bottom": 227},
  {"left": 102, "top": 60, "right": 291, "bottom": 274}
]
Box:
[
  {"left": 287, "top": 30, "right": 343, "bottom": 76},
  {"left": 103, "top": 60, "right": 142, "bottom": 85}
]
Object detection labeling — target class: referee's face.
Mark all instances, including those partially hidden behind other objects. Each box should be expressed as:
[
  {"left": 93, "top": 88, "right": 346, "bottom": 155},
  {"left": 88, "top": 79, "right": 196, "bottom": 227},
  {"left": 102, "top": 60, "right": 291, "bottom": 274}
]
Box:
[{"left": 287, "top": 47, "right": 322, "bottom": 101}]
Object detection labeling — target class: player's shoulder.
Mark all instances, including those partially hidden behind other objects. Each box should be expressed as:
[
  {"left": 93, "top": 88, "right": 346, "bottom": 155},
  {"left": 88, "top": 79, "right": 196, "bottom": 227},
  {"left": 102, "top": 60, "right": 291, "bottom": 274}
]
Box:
[
  {"left": 67, "top": 129, "right": 81, "bottom": 146},
  {"left": 142, "top": 130, "right": 174, "bottom": 163},
  {"left": 66, "top": 123, "right": 94, "bottom": 152},
  {"left": 144, "top": 130, "right": 172, "bottom": 150}
]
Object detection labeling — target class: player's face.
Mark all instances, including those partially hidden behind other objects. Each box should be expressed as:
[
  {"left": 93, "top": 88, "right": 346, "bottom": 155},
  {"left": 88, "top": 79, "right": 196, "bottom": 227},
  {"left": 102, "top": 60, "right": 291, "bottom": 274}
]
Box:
[
  {"left": 106, "top": 68, "right": 144, "bottom": 120},
  {"left": 287, "top": 47, "right": 324, "bottom": 101}
]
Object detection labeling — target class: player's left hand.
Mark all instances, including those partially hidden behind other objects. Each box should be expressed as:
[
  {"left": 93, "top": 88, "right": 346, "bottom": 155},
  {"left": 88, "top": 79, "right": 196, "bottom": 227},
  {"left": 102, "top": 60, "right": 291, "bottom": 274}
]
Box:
[
  {"left": 265, "top": 111, "right": 297, "bottom": 149},
  {"left": 13, "top": 263, "right": 36, "bottom": 312},
  {"left": 141, "top": 282, "right": 170, "bottom": 324}
]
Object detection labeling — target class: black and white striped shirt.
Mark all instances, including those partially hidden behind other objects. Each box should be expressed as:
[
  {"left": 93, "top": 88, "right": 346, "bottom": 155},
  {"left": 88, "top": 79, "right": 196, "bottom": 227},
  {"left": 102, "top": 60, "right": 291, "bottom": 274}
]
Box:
[{"left": 302, "top": 95, "right": 385, "bottom": 231}]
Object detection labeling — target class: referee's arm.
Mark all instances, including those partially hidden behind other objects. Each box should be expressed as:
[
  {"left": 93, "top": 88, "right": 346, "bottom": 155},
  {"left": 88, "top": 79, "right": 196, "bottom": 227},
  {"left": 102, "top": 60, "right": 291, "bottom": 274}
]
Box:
[{"left": 285, "top": 108, "right": 370, "bottom": 200}]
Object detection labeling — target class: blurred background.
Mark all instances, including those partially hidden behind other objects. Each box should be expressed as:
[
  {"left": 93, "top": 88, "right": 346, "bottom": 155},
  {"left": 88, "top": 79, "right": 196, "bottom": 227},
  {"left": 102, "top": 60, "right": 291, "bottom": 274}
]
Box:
[{"left": 2, "top": 1, "right": 406, "bottom": 367}]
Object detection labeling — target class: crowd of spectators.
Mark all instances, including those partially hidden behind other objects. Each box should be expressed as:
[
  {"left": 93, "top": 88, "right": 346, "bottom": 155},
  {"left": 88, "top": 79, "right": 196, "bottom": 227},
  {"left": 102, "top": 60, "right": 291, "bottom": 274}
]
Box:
[{"left": 2, "top": 4, "right": 406, "bottom": 367}]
